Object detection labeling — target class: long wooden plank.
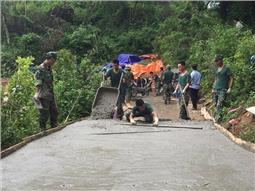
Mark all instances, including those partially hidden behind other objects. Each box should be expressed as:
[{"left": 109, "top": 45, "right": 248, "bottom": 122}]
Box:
[
  {"left": 119, "top": 123, "right": 203, "bottom": 130},
  {"left": 92, "top": 130, "right": 172, "bottom": 135}
]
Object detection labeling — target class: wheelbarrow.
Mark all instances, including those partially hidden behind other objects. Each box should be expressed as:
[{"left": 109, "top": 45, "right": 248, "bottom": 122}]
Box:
[{"left": 91, "top": 73, "right": 123, "bottom": 119}]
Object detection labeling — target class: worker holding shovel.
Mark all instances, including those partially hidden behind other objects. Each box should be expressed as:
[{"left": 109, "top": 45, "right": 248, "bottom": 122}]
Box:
[{"left": 173, "top": 61, "right": 191, "bottom": 120}]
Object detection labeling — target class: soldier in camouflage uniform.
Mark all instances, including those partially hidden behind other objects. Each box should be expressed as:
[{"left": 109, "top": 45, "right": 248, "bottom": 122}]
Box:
[
  {"left": 212, "top": 54, "right": 233, "bottom": 122},
  {"left": 162, "top": 65, "right": 174, "bottom": 104},
  {"left": 34, "top": 52, "right": 58, "bottom": 132},
  {"left": 124, "top": 65, "right": 134, "bottom": 104}
]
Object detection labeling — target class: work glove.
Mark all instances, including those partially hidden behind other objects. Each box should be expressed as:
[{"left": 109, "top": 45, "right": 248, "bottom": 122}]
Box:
[
  {"left": 212, "top": 89, "right": 215, "bottom": 93},
  {"left": 153, "top": 117, "right": 159, "bottom": 127},
  {"left": 226, "top": 88, "right": 231, "bottom": 94},
  {"left": 130, "top": 118, "right": 136, "bottom": 125},
  {"left": 182, "top": 87, "right": 188, "bottom": 94},
  {"left": 34, "top": 92, "right": 39, "bottom": 100}
]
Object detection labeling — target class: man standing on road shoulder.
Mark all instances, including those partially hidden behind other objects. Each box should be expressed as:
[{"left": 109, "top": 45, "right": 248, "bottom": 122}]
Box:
[
  {"left": 212, "top": 54, "right": 233, "bottom": 122},
  {"left": 189, "top": 64, "right": 201, "bottom": 110},
  {"left": 173, "top": 61, "right": 191, "bottom": 120},
  {"left": 34, "top": 51, "right": 58, "bottom": 133}
]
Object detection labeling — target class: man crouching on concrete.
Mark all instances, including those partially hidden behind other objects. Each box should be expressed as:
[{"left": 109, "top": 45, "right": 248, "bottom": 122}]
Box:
[{"left": 126, "top": 99, "right": 159, "bottom": 126}]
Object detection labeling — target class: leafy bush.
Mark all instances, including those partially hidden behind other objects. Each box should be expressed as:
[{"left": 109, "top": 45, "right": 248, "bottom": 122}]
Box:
[
  {"left": 1, "top": 50, "right": 101, "bottom": 149},
  {"left": 1, "top": 56, "right": 38, "bottom": 149},
  {"left": 1, "top": 44, "right": 19, "bottom": 77},
  {"left": 53, "top": 49, "right": 101, "bottom": 122},
  {"left": 16, "top": 33, "right": 42, "bottom": 56},
  {"left": 2, "top": 1, "right": 255, "bottom": 146},
  {"left": 240, "top": 126, "right": 255, "bottom": 143}
]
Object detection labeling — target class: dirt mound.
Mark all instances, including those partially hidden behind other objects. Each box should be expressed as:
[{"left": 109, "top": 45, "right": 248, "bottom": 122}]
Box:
[{"left": 225, "top": 108, "right": 255, "bottom": 141}]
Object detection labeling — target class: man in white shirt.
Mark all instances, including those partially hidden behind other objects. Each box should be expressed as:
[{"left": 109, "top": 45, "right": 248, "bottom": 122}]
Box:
[{"left": 189, "top": 64, "right": 201, "bottom": 110}]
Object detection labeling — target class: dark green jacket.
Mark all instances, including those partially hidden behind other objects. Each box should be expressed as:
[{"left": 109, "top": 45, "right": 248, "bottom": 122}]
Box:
[
  {"left": 163, "top": 70, "right": 174, "bottom": 85},
  {"left": 213, "top": 65, "right": 232, "bottom": 90}
]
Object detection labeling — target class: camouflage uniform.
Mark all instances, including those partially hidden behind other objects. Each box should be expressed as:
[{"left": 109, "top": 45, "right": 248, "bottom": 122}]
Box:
[
  {"left": 213, "top": 65, "right": 232, "bottom": 122},
  {"left": 35, "top": 63, "right": 58, "bottom": 130},
  {"left": 124, "top": 70, "right": 134, "bottom": 102},
  {"left": 213, "top": 89, "right": 227, "bottom": 122},
  {"left": 162, "top": 70, "right": 174, "bottom": 104}
]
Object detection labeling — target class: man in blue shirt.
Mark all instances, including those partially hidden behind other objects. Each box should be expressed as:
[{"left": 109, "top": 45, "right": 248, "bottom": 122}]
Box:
[{"left": 189, "top": 64, "right": 201, "bottom": 110}]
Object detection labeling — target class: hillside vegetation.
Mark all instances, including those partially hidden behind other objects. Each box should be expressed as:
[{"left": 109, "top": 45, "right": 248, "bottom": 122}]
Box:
[{"left": 1, "top": 1, "right": 255, "bottom": 148}]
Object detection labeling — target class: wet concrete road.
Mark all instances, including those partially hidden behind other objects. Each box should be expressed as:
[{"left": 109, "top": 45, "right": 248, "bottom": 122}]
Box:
[{"left": 2, "top": 120, "right": 255, "bottom": 191}]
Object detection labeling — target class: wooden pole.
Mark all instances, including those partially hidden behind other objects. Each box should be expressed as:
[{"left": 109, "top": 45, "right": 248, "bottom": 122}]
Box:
[{"left": 119, "top": 123, "right": 203, "bottom": 130}]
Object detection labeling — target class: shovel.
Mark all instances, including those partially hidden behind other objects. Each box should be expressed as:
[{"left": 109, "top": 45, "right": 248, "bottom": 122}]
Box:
[{"left": 178, "top": 85, "right": 190, "bottom": 119}]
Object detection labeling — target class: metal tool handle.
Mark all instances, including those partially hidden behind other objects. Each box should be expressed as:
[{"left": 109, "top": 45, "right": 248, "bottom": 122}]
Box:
[
  {"left": 178, "top": 84, "right": 190, "bottom": 119},
  {"left": 101, "top": 72, "right": 106, "bottom": 87},
  {"left": 118, "top": 71, "right": 124, "bottom": 90}
]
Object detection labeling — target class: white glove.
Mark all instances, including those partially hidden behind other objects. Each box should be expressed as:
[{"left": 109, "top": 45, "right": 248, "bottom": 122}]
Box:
[
  {"left": 153, "top": 117, "right": 159, "bottom": 127},
  {"left": 212, "top": 89, "right": 215, "bottom": 93},
  {"left": 227, "top": 88, "right": 231, "bottom": 94},
  {"left": 34, "top": 92, "right": 39, "bottom": 100},
  {"left": 130, "top": 118, "right": 136, "bottom": 125},
  {"left": 182, "top": 87, "right": 188, "bottom": 94}
]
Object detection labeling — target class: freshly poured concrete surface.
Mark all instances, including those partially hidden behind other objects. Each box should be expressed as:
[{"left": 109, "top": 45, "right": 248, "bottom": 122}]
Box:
[{"left": 2, "top": 120, "right": 255, "bottom": 191}]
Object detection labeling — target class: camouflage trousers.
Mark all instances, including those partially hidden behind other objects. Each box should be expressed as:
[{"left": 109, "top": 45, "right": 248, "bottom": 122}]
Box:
[
  {"left": 157, "top": 82, "right": 162, "bottom": 95},
  {"left": 38, "top": 98, "right": 58, "bottom": 130},
  {"left": 178, "top": 91, "right": 189, "bottom": 119},
  {"left": 213, "top": 89, "right": 227, "bottom": 122},
  {"left": 163, "top": 84, "right": 173, "bottom": 104}
]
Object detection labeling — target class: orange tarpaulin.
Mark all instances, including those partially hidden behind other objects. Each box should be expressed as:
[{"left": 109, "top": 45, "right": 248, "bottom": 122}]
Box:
[{"left": 129, "top": 60, "right": 165, "bottom": 79}]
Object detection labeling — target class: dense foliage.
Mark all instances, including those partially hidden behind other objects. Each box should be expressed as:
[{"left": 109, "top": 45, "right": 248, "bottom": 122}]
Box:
[
  {"left": 1, "top": 1, "right": 255, "bottom": 148},
  {"left": 1, "top": 50, "right": 100, "bottom": 149}
]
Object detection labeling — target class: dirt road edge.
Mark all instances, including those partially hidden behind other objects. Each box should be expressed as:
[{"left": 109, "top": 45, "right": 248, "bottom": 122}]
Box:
[
  {"left": 1, "top": 118, "right": 86, "bottom": 158},
  {"left": 201, "top": 107, "right": 255, "bottom": 153}
]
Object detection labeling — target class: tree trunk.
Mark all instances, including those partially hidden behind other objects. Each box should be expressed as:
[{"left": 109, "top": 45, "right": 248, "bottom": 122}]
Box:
[{"left": 2, "top": 14, "right": 10, "bottom": 44}]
